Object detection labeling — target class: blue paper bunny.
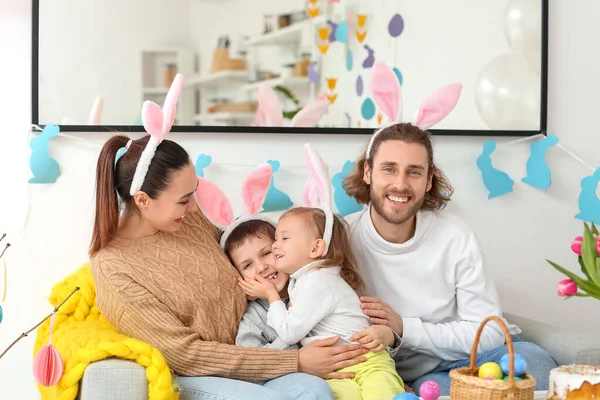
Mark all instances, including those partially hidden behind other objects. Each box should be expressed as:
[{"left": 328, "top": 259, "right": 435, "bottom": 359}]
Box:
[
  {"left": 29, "top": 124, "right": 61, "bottom": 184},
  {"left": 476, "top": 141, "right": 514, "bottom": 199}
]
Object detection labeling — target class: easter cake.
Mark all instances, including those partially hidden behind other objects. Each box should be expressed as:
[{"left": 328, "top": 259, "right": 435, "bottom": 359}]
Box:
[{"left": 547, "top": 364, "right": 600, "bottom": 399}]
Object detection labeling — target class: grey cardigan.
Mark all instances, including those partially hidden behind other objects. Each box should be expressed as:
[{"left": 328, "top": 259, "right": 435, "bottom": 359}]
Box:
[{"left": 236, "top": 298, "right": 299, "bottom": 350}]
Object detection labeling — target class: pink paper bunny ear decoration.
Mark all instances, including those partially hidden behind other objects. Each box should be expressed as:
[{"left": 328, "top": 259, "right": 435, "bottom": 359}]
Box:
[
  {"left": 367, "top": 61, "right": 462, "bottom": 159},
  {"left": 195, "top": 163, "right": 276, "bottom": 249},
  {"left": 130, "top": 73, "right": 184, "bottom": 195},
  {"left": 33, "top": 312, "right": 64, "bottom": 387},
  {"left": 303, "top": 143, "right": 334, "bottom": 255},
  {"left": 290, "top": 99, "right": 330, "bottom": 127},
  {"left": 258, "top": 84, "right": 284, "bottom": 127}
]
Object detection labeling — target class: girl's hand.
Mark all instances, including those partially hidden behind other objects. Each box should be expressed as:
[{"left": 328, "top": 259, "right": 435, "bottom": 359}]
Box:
[
  {"left": 238, "top": 275, "right": 280, "bottom": 303},
  {"left": 349, "top": 325, "right": 394, "bottom": 352}
]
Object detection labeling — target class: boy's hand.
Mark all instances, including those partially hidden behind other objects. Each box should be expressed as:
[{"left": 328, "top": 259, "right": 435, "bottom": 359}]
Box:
[
  {"left": 238, "top": 275, "right": 280, "bottom": 303},
  {"left": 349, "top": 325, "right": 394, "bottom": 352}
]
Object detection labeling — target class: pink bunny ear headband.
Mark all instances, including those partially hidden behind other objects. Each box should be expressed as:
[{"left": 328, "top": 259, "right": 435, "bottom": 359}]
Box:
[
  {"left": 195, "top": 163, "right": 276, "bottom": 249},
  {"left": 303, "top": 143, "right": 334, "bottom": 255},
  {"left": 129, "top": 74, "right": 184, "bottom": 195},
  {"left": 366, "top": 62, "right": 463, "bottom": 160},
  {"left": 254, "top": 83, "right": 330, "bottom": 128}
]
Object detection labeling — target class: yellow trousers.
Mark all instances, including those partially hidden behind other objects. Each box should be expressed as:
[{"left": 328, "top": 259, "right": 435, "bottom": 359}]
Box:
[{"left": 327, "top": 350, "right": 405, "bottom": 400}]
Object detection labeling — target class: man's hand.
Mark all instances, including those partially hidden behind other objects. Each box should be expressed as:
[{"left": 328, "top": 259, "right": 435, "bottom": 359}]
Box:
[
  {"left": 238, "top": 276, "right": 280, "bottom": 303},
  {"left": 360, "top": 296, "right": 404, "bottom": 337},
  {"left": 350, "top": 325, "right": 394, "bottom": 352},
  {"left": 298, "top": 336, "right": 368, "bottom": 379}
]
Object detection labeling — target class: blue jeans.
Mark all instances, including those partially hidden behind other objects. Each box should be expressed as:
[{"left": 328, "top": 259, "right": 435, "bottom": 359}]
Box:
[
  {"left": 409, "top": 337, "right": 557, "bottom": 397},
  {"left": 175, "top": 373, "right": 334, "bottom": 400}
]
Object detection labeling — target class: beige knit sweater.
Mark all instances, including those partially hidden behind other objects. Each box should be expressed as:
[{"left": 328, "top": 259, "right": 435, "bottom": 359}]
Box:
[{"left": 90, "top": 209, "right": 299, "bottom": 381}]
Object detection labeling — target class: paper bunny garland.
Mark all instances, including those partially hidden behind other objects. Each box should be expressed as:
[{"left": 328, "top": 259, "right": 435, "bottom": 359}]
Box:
[
  {"left": 254, "top": 83, "right": 330, "bottom": 128},
  {"left": 367, "top": 61, "right": 463, "bottom": 159},
  {"left": 303, "top": 143, "right": 334, "bottom": 255},
  {"left": 130, "top": 73, "right": 184, "bottom": 195},
  {"left": 195, "top": 163, "right": 276, "bottom": 248}
]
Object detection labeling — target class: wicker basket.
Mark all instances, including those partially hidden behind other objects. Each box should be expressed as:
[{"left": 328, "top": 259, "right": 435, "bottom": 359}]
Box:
[{"left": 449, "top": 316, "right": 537, "bottom": 399}]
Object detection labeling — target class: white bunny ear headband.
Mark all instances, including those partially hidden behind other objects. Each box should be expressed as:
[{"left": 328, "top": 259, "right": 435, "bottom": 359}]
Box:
[
  {"left": 253, "top": 83, "right": 330, "bottom": 128},
  {"left": 129, "top": 74, "right": 184, "bottom": 195},
  {"left": 366, "top": 61, "right": 463, "bottom": 160},
  {"left": 195, "top": 163, "right": 276, "bottom": 249},
  {"left": 303, "top": 143, "right": 334, "bottom": 255}
]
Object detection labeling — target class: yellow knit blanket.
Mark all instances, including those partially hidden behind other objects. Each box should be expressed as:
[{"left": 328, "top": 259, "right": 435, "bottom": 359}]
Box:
[{"left": 33, "top": 264, "right": 179, "bottom": 399}]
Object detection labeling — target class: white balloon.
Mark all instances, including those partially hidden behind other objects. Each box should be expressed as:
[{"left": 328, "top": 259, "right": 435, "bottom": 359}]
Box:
[
  {"left": 474, "top": 53, "right": 540, "bottom": 130},
  {"left": 504, "top": 0, "right": 542, "bottom": 74}
]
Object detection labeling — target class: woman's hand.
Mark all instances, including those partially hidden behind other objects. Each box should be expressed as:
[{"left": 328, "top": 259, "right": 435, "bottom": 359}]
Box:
[
  {"left": 298, "top": 336, "right": 368, "bottom": 379},
  {"left": 238, "top": 275, "right": 280, "bottom": 303},
  {"left": 350, "top": 325, "right": 394, "bottom": 352},
  {"left": 360, "top": 296, "right": 404, "bottom": 336}
]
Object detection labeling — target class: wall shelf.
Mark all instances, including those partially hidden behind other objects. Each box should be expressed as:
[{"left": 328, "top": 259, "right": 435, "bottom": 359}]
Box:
[
  {"left": 244, "top": 16, "right": 325, "bottom": 47},
  {"left": 240, "top": 76, "right": 311, "bottom": 92},
  {"left": 185, "top": 70, "right": 249, "bottom": 88}
]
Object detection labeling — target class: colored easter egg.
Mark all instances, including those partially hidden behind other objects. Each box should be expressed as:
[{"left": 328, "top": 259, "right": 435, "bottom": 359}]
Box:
[
  {"left": 361, "top": 97, "right": 375, "bottom": 120},
  {"left": 419, "top": 380, "right": 441, "bottom": 400},
  {"left": 503, "top": 376, "right": 523, "bottom": 381},
  {"left": 335, "top": 21, "right": 349, "bottom": 43},
  {"left": 393, "top": 67, "right": 403, "bottom": 85},
  {"left": 393, "top": 393, "right": 419, "bottom": 400},
  {"left": 0, "top": 304, "right": 3, "bottom": 323},
  {"left": 388, "top": 14, "right": 405, "bottom": 37},
  {"left": 478, "top": 362, "right": 503, "bottom": 379},
  {"left": 346, "top": 49, "right": 353, "bottom": 71},
  {"left": 500, "top": 353, "right": 527, "bottom": 376},
  {"left": 356, "top": 75, "right": 364, "bottom": 96}
]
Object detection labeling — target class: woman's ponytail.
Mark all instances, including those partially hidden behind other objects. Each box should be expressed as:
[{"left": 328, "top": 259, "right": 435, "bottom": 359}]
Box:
[{"left": 89, "top": 135, "right": 129, "bottom": 256}]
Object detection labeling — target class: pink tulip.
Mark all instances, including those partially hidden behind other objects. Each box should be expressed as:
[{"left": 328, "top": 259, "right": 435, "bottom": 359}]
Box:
[
  {"left": 571, "top": 236, "right": 583, "bottom": 255},
  {"left": 596, "top": 237, "right": 600, "bottom": 255},
  {"left": 556, "top": 279, "right": 578, "bottom": 297}
]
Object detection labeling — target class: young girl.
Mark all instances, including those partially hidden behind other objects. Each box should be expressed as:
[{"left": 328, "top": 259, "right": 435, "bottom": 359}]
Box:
[{"left": 238, "top": 144, "right": 406, "bottom": 400}]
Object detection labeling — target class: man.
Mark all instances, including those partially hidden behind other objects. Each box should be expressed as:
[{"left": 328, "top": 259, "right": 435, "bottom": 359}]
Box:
[{"left": 343, "top": 123, "right": 556, "bottom": 395}]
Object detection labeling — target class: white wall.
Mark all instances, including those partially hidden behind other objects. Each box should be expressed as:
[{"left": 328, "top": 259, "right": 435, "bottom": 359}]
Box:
[
  {"left": 1, "top": 1, "right": 600, "bottom": 399},
  {"left": 38, "top": 0, "right": 191, "bottom": 125}
]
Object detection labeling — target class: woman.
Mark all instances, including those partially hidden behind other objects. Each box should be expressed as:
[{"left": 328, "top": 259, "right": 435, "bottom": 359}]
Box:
[{"left": 89, "top": 134, "right": 368, "bottom": 400}]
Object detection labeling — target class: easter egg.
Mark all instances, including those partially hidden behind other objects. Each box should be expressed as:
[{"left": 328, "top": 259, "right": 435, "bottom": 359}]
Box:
[
  {"left": 478, "top": 362, "right": 503, "bottom": 379},
  {"left": 419, "top": 380, "right": 441, "bottom": 400},
  {"left": 503, "top": 376, "right": 523, "bottom": 381},
  {"left": 393, "top": 393, "right": 419, "bottom": 400},
  {"left": 500, "top": 353, "right": 527, "bottom": 376}
]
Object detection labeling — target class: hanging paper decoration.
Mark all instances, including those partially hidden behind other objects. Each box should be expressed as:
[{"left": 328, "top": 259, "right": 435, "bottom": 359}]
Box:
[
  {"left": 318, "top": 27, "right": 331, "bottom": 54},
  {"left": 388, "top": 14, "right": 405, "bottom": 37},
  {"left": 0, "top": 260, "right": 5, "bottom": 324},
  {"left": 332, "top": 161, "right": 364, "bottom": 216},
  {"left": 362, "top": 45, "right": 375, "bottom": 68},
  {"left": 346, "top": 49, "right": 353, "bottom": 71},
  {"left": 361, "top": 98, "right": 376, "bottom": 120},
  {"left": 344, "top": 112, "right": 351, "bottom": 127},
  {"left": 328, "top": 0, "right": 340, "bottom": 2},
  {"left": 326, "top": 78, "right": 338, "bottom": 104},
  {"left": 195, "top": 154, "right": 212, "bottom": 178},
  {"left": 476, "top": 141, "right": 514, "bottom": 199},
  {"left": 575, "top": 168, "right": 600, "bottom": 224},
  {"left": 262, "top": 160, "right": 293, "bottom": 212},
  {"left": 307, "top": 0, "right": 319, "bottom": 18},
  {"left": 393, "top": 67, "right": 403, "bottom": 86},
  {"left": 522, "top": 133, "right": 559, "bottom": 190},
  {"left": 377, "top": 112, "right": 384, "bottom": 125},
  {"left": 335, "top": 20, "right": 349, "bottom": 43},
  {"left": 33, "top": 313, "right": 64, "bottom": 387},
  {"left": 356, "top": 75, "right": 364, "bottom": 96},
  {"left": 29, "top": 124, "right": 61, "bottom": 184},
  {"left": 326, "top": 20, "right": 338, "bottom": 42},
  {"left": 356, "top": 14, "right": 367, "bottom": 43},
  {"left": 307, "top": 61, "right": 320, "bottom": 84}
]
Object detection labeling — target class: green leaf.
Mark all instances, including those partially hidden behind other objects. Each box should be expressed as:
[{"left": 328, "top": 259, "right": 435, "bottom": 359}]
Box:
[
  {"left": 581, "top": 223, "right": 600, "bottom": 285},
  {"left": 591, "top": 222, "right": 599, "bottom": 236},
  {"left": 579, "top": 256, "right": 593, "bottom": 281},
  {"left": 573, "top": 292, "right": 590, "bottom": 297},
  {"left": 546, "top": 260, "right": 600, "bottom": 299}
]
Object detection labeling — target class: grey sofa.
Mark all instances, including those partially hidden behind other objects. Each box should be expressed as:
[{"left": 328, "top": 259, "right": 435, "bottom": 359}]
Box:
[{"left": 78, "top": 313, "right": 600, "bottom": 400}]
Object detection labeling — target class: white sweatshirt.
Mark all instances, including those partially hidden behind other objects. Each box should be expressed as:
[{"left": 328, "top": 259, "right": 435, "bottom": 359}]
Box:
[
  {"left": 266, "top": 261, "right": 371, "bottom": 347},
  {"left": 345, "top": 207, "right": 520, "bottom": 382}
]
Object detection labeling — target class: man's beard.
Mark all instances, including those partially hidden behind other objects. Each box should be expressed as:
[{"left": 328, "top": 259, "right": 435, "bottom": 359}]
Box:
[{"left": 370, "top": 185, "right": 425, "bottom": 225}]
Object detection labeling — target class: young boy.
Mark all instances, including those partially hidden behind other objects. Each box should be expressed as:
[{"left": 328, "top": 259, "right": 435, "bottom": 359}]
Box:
[{"left": 224, "top": 219, "right": 298, "bottom": 350}]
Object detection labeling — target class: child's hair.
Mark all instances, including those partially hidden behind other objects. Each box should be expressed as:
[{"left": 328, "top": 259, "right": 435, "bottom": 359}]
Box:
[
  {"left": 224, "top": 219, "right": 276, "bottom": 257},
  {"left": 281, "top": 207, "right": 365, "bottom": 292}
]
